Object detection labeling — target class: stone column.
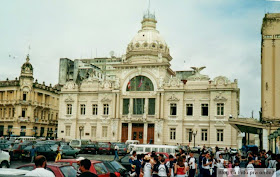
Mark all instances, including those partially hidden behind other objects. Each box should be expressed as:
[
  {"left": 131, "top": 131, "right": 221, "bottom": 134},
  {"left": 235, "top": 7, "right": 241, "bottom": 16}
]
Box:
[
  {"left": 254, "top": 135, "right": 260, "bottom": 147},
  {"left": 143, "top": 123, "right": 148, "bottom": 144},
  {"left": 116, "top": 93, "right": 120, "bottom": 119},
  {"left": 160, "top": 93, "right": 164, "bottom": 118},
  {"left": 262, "top": 129, "right": 268, "bottom": 151},
  {"left": 156, "top": 93, "right": 160, "bottom": 119},
  {"left": 112, "top": 93, "right": 116, "bottom": 118},
  {"left": 129, "top": 98, "right": 133, "bottom": 115},
  {"left": 128, "top": 123, "right": 132, "bottom": 140},
  {"left": 4, "top": 91, "right": 7, "bottom": 100},
  {"left": 144, "top": 98, "right": 148, "bottom": 115}
]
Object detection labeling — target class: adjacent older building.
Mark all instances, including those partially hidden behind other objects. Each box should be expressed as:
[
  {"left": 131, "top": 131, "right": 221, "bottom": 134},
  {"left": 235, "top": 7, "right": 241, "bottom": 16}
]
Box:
[
  {"left": 58, "top": 12, "right": 240, "bottom": 148},
  {"left": 0, "top": 55, "right": 60, "bottom": 138}
]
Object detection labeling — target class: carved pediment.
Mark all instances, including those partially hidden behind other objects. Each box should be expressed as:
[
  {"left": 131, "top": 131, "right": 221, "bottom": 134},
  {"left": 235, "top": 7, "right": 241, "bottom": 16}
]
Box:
[
  {"left": 101, "top": 96, "right": 112, "bottom": 102},
  {"left": 213, "top": 92, "right": 227, "bottom": 102},
  {"left": 63, "top": 81, "right": 77, "bottom": 90},
  {"left": 64, "top": 95, "right": 74, "bottom": 103},
  {"left": 213, "top": 76, "right": 230, "bottom": 86},
  {"left": 167, "top": 94, "right": 180, "bottom": 101},
  {"left": 214, "top": 121, "right": 225, "bottom": 127}
]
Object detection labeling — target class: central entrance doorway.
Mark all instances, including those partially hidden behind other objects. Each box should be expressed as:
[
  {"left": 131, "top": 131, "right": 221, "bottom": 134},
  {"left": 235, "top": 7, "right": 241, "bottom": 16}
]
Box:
[{"left": 132, "top": 123, "right": 144, "bottom": 144}]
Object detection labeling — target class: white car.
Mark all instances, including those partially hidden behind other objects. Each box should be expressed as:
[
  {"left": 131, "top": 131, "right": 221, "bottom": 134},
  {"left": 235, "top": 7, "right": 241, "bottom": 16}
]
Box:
[
  {"left": 0, "top": 150, "right": 10, "bottom": 168},
  {"left": 0, "top": 168, "right": 29, "bottom": 175}
]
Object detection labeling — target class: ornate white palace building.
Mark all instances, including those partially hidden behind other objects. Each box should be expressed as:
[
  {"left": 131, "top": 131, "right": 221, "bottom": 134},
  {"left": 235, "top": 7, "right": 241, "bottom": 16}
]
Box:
[{"left": 57, "top": 12, "right": 240, "bottom": 148}]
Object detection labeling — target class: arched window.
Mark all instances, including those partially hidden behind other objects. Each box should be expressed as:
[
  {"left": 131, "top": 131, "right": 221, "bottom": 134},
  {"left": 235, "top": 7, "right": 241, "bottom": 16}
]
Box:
[{"left": 126, "top": 75, "right": 154, "bottom": 91}]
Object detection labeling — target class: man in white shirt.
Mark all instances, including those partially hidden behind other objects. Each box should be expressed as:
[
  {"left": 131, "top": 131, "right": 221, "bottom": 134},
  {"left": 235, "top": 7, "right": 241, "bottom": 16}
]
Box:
[
  {"left": 188, "top": 152, "right": 197, "bottom": 177},
  {"left": 114, "top": 144, "right": 120, "bottom": 160},
  {"left": 25, "top": 155, "right": 55, "bottom": 177}
]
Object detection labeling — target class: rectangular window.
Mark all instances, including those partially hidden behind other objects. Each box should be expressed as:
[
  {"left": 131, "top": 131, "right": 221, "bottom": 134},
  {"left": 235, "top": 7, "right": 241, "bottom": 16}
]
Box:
[
  {"left": 123, "top": 99, "right": 129, "bottom": 115},
  {"left": 133, "top": 98, "right": 145, "bottom": 114},
  {"left": 217, "top": 129, "right": 224, "bottom": 142},
  {"left": 12, "top": 108, "right": 15, "bottom": 117},
  {"left": 201, "top": 104, "right": 208, "bottom": 116},
  {"left": 67, "top": 104, "right": 72, "bottom": 115},
  {"left": 148, "top": 98, "right": 155, "bottom": 115},
  {"left": 186, "top": 104, "right": 193, "bottom": 116},
  {"left": 8, "top": 108, "right": 11, "bottom": 117},
  {"left": 170, "top": 103, "right": 177, "bottom": 115},
  {"left": 170, "top": 128, "right": 176, "bottom": 140},
  {"left": 217, "top": 103, "right": 224, "bottom": 115},
  {"left": 80, "top": 104, "right": 86, "bottom": 115},
  {"left": 103, "top": 104, "right": 109, "bottom": 115},
  {"left": 20, "top": 126, "right": 26, "bottom": 136},
  {"left": 3, "top": 108, "right": 6, "bottom": 118},
  {"left": 186, "top": 129, "right": 193, "bottom": 142},
  {"left": 23, "top": 93, "right": 27, "bottom": 101},
  {"left": 22, "top": 108, "right": 26, "bottom": 117},
  {"left": 102, "top": 126, "right": 108, "bottom": 138},
  {"left": 0, "top": 108, "right": 2, "bottom": 118},
  {"left": 201, "top": 129, "right": 208, "bottom": 141},
  {"left": 66, "top": 126, "right": 71, "bottom": 136},
  {"left": 91, "top": 126, "right": 96, "bottom": 138},
  {"left": 92, "top": 104, "right": 98, "bottom": 115}
]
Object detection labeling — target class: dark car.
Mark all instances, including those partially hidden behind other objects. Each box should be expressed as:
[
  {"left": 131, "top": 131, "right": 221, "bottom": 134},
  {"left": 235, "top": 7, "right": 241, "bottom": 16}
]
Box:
[
  {"left": 98, "top": 142, "right": 112, "bottom": 155},
  {"left": 83, "top": 143, "right": 98, "bottom": 154},
  {"left": 111, "top": 143, "right": 127, "bottom": 155},
  {"left": 17, "top": 163, "right": 77, "bottom": 177},
  {"left": 22, "top": 145, "right": 57, "bottom": 161},
  {"left": 103, "top": 161, "right": 128, "bottom": 177},
  {"left": 117, "top": 154, "right": 131, "bottom": 171}
]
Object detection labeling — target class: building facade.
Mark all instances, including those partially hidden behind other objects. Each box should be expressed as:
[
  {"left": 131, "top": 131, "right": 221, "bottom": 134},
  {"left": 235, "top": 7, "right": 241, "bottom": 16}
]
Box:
[
  {"left": 0, "top": 55, "right": 60, "bottom": 138},
  {"left": 58, "top": 13, "right": 240, "bottom": 148}
]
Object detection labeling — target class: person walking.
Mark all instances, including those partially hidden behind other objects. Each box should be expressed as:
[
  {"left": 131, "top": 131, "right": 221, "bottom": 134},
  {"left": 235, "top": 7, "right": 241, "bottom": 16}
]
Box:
[
  {"left": 166, "top": 155, "right": 175, "bottom": 177},
  {"left": 29, "top": 145, "right": 37, "bottom": 163},
  {"left": 143, "top": 155, "right": 152, "bottom": 177},
  {"left": 188, "top": 153, "right": 197, "bottom": 177},
  {"left": 55, "top": 144, "right": 61, "bottom": 162},
  {"left": 79, "top": 159, "right": 98, "bottom": 177},
  {"left": 158, "top": 158, "right": 169, "bottom": 177},
  {"left": 114, "top": 144, "right": 119, "bottom": 160},
  {"left": 202, "top": 152, "right": 212, "bottom": 177},
  {"left": 25, "top": 155, "right": 55, "bottom": 177},
  {"left": 8, "top": 143, "right": 14, "bottom": 161}
]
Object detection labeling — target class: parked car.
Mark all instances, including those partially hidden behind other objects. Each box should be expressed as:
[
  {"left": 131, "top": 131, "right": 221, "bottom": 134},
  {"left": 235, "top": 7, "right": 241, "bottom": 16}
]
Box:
[
  {"left": 190, "top": 146, "right": 201, "bottom": 153},
  {"left": 16, "top": 163, "right": 77, "bottom": 177},
  {"left": 0, "top": 169, "right": 29, "bottom": 176},
  {"left": 22, "top": 145, "right": 57, "bottom": 161},
  {"left": 103, "top": 160, "right": 128, "bottom": 177},
  {"left": 0, "top": 144, "right": 9, "bottom": 150},
  {"left": 56, "top": 159, "right": 110, "bottom": 177},
  {"left": 98, "top": 142, "right": 112, "bottom": 155},
  {"left": 83, "top": 143, "right": 98, "bottom": 154},
  {"left": 111, "top": 143, "right": 127, "bottom": 155},
  {"left": 50, "top": 144, "right": 79, "bottom": 158},
  {"left": 5, "top": 143, "right": 30, "bottom": 160},
  {"left": 0, "top": 150, "right": 10, "bottom": 168},
  {"left": 117, "top": 154, "right": 131, "bottom": 171}
]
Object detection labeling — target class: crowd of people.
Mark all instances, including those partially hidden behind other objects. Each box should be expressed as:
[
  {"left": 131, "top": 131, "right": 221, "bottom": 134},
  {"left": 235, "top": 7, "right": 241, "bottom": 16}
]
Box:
[{"left": 128, "top": 146, "right": 280, "bottom": 177}]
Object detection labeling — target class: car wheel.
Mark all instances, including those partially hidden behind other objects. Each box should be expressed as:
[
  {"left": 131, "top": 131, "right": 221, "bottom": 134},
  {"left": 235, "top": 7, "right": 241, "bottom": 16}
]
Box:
[
  {"left": 1, "top": 161, "right": 9, "bottom": 168},
  {"left": 73, "top": 153, "right": 77, "bottom": 158}
]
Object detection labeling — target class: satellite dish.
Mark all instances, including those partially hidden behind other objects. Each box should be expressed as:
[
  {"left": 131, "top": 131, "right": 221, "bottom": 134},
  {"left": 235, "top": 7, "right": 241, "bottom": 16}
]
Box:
[{"left": 109, "top": 51, "right": 115, "bottom": 57}]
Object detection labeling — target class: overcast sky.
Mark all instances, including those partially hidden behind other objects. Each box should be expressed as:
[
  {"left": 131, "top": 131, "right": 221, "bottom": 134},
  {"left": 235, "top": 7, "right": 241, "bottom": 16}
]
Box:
[{"left": 0, "top": 0, "right": 279, "bottom": 118}]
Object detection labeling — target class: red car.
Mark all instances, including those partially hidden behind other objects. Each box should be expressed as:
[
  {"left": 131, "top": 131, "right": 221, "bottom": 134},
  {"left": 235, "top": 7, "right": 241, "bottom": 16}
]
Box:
[
  {"left": 57, "top": 159, "right": 110, "bottom": 177},
  {"left": 98, "top": 142, "right": 112, "bottom": 155},
  {"left": 16, "top": 163, "right": 77, "bottom": 177}
]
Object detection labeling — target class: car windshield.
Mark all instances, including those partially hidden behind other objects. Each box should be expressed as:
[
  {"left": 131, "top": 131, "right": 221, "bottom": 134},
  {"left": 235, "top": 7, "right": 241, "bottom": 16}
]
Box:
[
  {"left": 71, "top": 140, "right": 80, "bottom": 145},
  {"left": 60, "top": 166, "right": 77, "bottom": 177},
  {"left": 117, "top": 144, "right": 126, "bottom": 148},
  {"left": 94, "top": 163, "right": 108, "bottom": 174},
  {"left": 100, "top": 144, "right": 109, "bottom": 148},
  {"left": 110, "top": 161, "right": 124, "bottom": 170}
]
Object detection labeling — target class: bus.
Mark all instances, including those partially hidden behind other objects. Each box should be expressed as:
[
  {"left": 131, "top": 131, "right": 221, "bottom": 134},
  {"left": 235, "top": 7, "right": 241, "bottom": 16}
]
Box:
[{"left": 131, "top": 144, "right": 178, "bottom": 155}]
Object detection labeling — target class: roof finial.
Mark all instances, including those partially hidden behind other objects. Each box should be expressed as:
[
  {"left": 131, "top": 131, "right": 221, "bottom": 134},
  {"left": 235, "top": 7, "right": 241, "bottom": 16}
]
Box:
[
  {"left": 148, "top": 0, "right": 151, "bottom": 15},
  {"left": 26, "top": 54, "right": 30, "bottom": 62}
]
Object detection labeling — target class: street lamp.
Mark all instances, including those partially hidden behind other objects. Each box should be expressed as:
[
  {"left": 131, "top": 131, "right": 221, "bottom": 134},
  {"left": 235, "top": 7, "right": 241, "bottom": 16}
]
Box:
[
  {"left": 79, "top": 126, "right": 84, "bottom": 140},
  {"left": 193, "top": 129, "right": 197, "bottom": 147}
]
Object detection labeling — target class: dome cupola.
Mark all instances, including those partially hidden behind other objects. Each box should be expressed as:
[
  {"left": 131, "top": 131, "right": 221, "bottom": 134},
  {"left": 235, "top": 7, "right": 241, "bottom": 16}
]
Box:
[
  {"left": 126, "top": 11, "right": 172, "bottom": 62},
  {"left": 20, "top": 54, "right": 33, "bottom": 78}
]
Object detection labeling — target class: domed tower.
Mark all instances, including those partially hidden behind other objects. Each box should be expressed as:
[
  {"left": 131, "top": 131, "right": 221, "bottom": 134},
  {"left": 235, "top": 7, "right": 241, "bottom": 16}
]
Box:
[
  {"left": 126, "top": 12, "right": 172, "bottom": 63},
  {"left": 20, "top": 54, "right": 34, "bottom": 78},
  {"left": 19, "top": 54, "right": 34, "bottom": 90}
]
